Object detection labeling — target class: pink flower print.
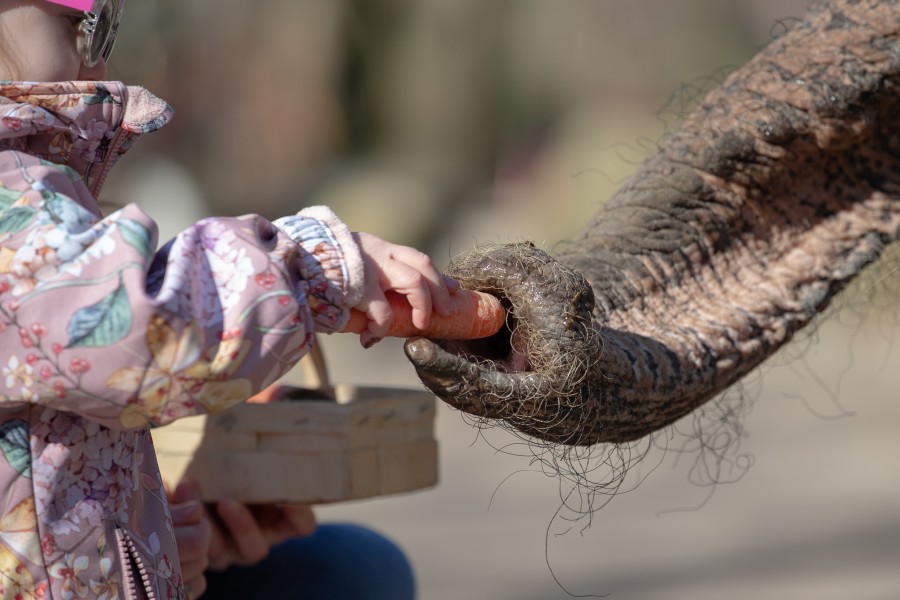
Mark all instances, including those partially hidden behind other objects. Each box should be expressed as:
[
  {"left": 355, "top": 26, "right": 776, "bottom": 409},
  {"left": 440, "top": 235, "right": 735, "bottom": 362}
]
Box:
[
  {"left": 205, "top": 230, "right": 254, "bottom": 311},
  {"left": 219, "top": 326, "right": 242, "bottom": 342},
  {"left": 105, "top": 316, "right": 205, "bottom": 427},
  {"left": 41, "top": 533, "right": 56, "bottom": 555},
  {"left": 309, "top": 299, "right": 330, "bottom": 315},
  {"left": 32, "top": 413, "right": 140, "bottom": 536},
  {"left": 195, "top": 378, "right": 253, "bottom": 413},
  {"left": 2, "top": 116, "right": 22, "bottom": 131},
  {"left": 157, "top": 554, "right": 184, "bottom": 600},
  {"left": 154, "top": 225, "right": 224, "bottom": 328},
  {"left": 89, "top": 557, "right": 121, "bottom": 600},
  {"left": 69, "top": 357, "right": 91, "bottom": 375},
  {"left": 18, "top": 328, "right": 34, "bottom": 348},
  {"left": 106, "top": 315, "right": 252, "bottom": 426},
  {"left": 4, "top": 230, "right": 60, "bottom": 296},
  {"left": 48, "top": 553, "right": 90, "bottom": 598},
  {"left": 72, "top": 118, "right": 110, "bottom": 161},
  {"left": 255, "top": 272, "right": 277, "bottom": 289},
  {"left": 4, "top": 355, "right": 35, "bottom": 399},
  {"left": 48, "top": 130, "right": 73, "bottom": 161}
]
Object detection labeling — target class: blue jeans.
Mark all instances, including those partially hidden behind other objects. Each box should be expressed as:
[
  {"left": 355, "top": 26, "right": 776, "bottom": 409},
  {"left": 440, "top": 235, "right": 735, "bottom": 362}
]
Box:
[{"left": 202, "top": 523, "right": 416, "bottom": 600}]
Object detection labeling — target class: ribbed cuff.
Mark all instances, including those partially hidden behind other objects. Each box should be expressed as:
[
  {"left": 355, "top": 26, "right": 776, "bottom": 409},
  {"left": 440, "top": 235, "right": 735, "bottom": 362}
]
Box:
[{"left": 297, "top": 206, "right": 365, "bottom": 308}]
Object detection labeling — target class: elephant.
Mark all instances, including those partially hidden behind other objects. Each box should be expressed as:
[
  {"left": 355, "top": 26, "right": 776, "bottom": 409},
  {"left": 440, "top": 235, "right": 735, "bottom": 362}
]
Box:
[{"left": 404, "top": 0, "right": 900, "bottom": 447}]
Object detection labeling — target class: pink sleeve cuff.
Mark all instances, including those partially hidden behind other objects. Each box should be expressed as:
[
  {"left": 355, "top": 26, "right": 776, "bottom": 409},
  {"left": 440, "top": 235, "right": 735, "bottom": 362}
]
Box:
[{"left": 297, "top": 206, "right": 365, "bottom": 308}]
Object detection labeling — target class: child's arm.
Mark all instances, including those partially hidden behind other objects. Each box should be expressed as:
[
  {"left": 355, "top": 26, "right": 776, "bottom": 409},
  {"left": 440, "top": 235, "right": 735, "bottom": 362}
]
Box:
[
  {"left": 273, "top": 208, "right": 457, "bottom": 349},
  {"left": 0, "top": 150, "right": 449, "bottom": 429}
]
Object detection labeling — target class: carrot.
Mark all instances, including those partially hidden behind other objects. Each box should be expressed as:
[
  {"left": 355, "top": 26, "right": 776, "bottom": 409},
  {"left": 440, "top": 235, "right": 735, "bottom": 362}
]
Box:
[{"left": 341, "top": 288, "right": 505, "bottom": 339}]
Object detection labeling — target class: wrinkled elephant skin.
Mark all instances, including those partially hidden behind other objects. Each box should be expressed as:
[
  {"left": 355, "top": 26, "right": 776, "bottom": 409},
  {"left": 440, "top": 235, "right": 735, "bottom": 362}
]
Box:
[{"left": 405, "top": 0, "right": 900, "bottom": 445}]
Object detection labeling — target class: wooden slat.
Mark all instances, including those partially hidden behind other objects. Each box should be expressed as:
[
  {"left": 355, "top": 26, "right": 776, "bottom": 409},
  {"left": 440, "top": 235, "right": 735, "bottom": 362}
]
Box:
[{"left": 152, "top": 385, "right": 439, "bottom": 504}]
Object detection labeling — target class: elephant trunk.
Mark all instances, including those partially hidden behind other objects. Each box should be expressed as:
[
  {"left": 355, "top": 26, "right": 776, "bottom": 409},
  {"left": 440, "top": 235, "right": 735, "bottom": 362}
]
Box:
[{"left": 407, "top": 0, "right": 900, "bottom": 445}]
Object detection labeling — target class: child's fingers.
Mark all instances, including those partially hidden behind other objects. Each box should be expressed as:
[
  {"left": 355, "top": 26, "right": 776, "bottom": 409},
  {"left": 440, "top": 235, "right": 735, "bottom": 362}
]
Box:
[
  {"left": 172, "top": 479, "right": 202, "bottom": 504},
  {"left": 388, "top": 246, "right": 457, "bottom": 317},
  {"left": 373, "top": 260, "right": 434, "bottom": 331},
  {"left": 185, "top": 575, "right": 207, "bottom": 600},
  {"left": 278, "top": 505, "right": 317, "bottom": 539},
  {"left": 169, "top": 481, "right": 204, "bottom": 526},
  {"left": 169, "top": 500, "right": 204, "bottom": 526},
  {"left": 215, "top": 498, "right": 269, "bottom": 566},
  {"left": 206, "top": 517, "right": 230, "bottom": 571},
  {"left": 174, "top": 519, "right": 211, "bottom": 566},
  {"left": 357, "top": 285, "right": 391, "bottom": 332},
  {"left": 351, "top": 232, "right": 471, "bottom": 342},
  {"left": 443, "top": 275, "right": 461, "bottom": 295},
  {"left": 387, "top": 270, "right": 434, "bottom": 331},
  {"left": 354, "top": 284, "right": 392, "bottom": 348},
  {"left": 435, "top": 277, "right": 459, "bottom": 314}
]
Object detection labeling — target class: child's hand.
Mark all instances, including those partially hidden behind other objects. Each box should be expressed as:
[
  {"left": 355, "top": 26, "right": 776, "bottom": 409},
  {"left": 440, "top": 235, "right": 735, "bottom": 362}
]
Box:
[
  {"left": 206, "top": 500, "right": 317, "bottom": 569},
  {"left": 169, "top": 480, "right": 316, "bottom": 572},
  {"left": 352, "top": 232, "right": 459, "bottom": 347},
  {"left": 167, "top": 481, "right": 212, "bottom": 599}
]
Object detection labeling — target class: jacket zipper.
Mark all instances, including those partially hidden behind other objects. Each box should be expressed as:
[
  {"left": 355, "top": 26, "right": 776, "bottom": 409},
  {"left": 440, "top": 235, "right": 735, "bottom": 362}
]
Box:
[{"left": 115, "top": 528, "right": 157, "bottom": 600}]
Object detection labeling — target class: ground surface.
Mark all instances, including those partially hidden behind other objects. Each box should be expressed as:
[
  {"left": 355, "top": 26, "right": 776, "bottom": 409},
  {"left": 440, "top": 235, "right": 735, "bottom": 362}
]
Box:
[{"left": 309, "top": 309, "right": 900, "bottom": 600}]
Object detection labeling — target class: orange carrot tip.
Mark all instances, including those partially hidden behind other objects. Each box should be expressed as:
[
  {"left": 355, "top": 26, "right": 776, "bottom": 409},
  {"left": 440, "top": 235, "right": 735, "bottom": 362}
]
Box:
[{"left": 342, "top": 289, "right": 505, "bottom": 340}]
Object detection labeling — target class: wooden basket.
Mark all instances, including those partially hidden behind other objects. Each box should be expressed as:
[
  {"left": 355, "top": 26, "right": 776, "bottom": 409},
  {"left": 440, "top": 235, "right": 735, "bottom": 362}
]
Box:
[{"left": 151, "top": 342, "right": 438, "bottom": 504}]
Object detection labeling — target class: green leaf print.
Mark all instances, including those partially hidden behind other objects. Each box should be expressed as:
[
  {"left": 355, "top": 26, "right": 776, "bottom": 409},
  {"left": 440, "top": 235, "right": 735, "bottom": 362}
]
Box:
[
  {"left": 0, "top": 206, "right": 36, "bottom": 233},
  {"left": 37, "top": 159, "right": 81, "bottom": 182},
  {"left": 83, "top": 84, "right": 119, "bottom": 106},
  {"left": 67, "top": 281, "right": 133, "bottom": 348},
  {"left": 0, "top": 420, "right": 31, "bottom": 478},
  {"left": 118, "top": 218, "right": 154, "bottom": 259},
  {"left": 0, "top": 186, "right": 23, "bottom": 211}
]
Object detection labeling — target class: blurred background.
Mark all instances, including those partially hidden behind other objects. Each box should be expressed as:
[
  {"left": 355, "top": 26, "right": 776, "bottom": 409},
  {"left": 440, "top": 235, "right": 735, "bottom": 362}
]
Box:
[{"left": 105, "top": 1, "right": 900, "bottom": 598}]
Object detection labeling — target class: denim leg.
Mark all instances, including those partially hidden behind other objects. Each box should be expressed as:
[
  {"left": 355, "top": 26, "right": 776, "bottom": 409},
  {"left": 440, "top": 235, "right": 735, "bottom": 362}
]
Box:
[{"left": 202, "top": 523, "right": 416, "bottom": 600}]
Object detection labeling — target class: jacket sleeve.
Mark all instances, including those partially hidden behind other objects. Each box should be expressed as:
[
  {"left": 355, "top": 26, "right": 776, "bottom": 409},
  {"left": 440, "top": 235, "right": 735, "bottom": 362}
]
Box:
[{"left": 0, "top": 150, "right": 365, "bottom": 429}]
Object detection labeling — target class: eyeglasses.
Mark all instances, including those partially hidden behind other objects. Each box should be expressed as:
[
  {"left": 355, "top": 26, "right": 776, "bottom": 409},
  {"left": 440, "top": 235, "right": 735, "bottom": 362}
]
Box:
[{"left": 44, "top": 0, "right": 125, "bottom": 68}]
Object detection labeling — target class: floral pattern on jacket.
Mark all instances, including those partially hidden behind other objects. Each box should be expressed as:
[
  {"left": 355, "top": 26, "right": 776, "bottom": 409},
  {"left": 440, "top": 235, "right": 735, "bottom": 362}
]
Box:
[{"left": 0, "top": 81, "right": 364, "bottom": 599}]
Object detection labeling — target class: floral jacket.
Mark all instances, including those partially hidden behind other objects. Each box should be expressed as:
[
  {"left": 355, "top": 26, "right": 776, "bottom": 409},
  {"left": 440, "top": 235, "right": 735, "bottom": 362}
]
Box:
[{"left": 0, "top": 81, "right": 364, "bottom": 599}]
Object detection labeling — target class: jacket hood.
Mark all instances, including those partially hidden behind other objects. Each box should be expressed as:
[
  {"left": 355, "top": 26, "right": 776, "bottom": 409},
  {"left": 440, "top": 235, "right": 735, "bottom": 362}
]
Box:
[{"left": 0, "top": 80, "right": 173, "bottom": 195}]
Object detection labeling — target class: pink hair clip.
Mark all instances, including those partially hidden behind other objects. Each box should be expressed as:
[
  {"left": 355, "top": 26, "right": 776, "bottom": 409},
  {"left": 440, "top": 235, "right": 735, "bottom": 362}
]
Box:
[{"left": 42, "top": 0, "right": 94, "bottom": 11}]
